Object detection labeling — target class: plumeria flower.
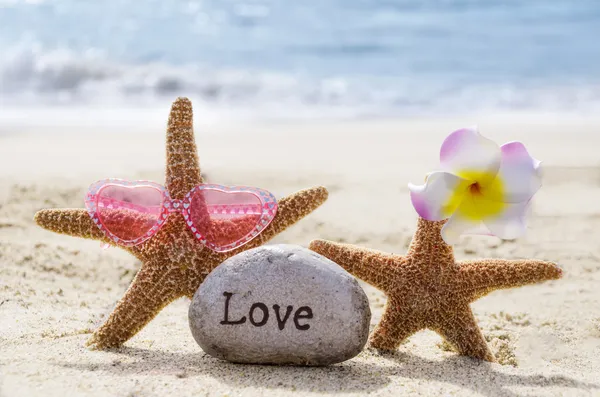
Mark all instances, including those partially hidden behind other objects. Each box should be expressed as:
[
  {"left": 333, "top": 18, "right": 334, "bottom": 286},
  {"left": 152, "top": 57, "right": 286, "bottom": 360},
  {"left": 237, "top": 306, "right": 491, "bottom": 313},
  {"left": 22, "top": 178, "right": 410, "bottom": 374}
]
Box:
[{"left": 408, "top": 126, "right": 542, "bottom": 245}]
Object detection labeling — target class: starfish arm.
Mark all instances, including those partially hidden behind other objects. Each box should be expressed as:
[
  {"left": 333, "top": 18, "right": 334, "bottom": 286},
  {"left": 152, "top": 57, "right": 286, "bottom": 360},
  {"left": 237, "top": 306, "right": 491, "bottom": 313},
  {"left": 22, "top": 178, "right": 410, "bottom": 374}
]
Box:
[
  {"left": 369, "top": 298, "right": 424, "bottom": 350},
  {"left": 34, "top": 208, "right": 106, "bottom": 241},
  {"left": 86, "top": 265, "right": 183, "bottom": 349},
  {"left": 308, "top": 239, "right": 402, "bottom": 291},
  {"left": 459, "top": 258, "right": 563, "bottom": 301},
  {"left": 165, "top": 97, "right": 203, "bottom": 199},
  {"left": 406, "top": 218, "right": 456, "bottom": 268},
  {"left": 238, "top": 186, "right": 329, "bottom": 251},
  {"left": 433, "top": 305, "right": 496, "bottom": 362}
]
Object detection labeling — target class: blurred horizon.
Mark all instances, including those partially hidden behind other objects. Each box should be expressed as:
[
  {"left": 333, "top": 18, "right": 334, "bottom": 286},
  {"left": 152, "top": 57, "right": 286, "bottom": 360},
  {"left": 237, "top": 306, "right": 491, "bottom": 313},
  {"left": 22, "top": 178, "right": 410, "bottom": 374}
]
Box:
[{"left": 0, "top": 0, "right": 599, "bottom": 120}]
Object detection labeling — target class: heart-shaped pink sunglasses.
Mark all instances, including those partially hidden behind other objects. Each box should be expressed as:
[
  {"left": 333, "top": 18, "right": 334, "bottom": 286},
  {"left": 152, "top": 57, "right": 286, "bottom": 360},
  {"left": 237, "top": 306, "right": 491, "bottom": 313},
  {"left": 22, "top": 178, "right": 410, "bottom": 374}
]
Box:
[{"left": 84, "top": 179, "right": 278, "bottom": 252}]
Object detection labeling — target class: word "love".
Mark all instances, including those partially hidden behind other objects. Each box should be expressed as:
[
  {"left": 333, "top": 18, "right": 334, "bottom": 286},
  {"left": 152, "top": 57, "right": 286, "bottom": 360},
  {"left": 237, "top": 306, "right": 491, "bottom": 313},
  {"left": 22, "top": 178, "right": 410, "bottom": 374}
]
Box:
[{"left": 220, "top": 292, "right": 313, "bottom": 331}]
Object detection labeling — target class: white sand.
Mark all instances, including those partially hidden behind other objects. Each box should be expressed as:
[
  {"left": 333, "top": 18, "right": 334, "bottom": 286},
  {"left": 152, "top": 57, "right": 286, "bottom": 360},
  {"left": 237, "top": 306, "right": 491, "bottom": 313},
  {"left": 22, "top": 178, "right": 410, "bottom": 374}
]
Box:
[{"left": 1, "top": 113, "right": 600, "bottom": 396}]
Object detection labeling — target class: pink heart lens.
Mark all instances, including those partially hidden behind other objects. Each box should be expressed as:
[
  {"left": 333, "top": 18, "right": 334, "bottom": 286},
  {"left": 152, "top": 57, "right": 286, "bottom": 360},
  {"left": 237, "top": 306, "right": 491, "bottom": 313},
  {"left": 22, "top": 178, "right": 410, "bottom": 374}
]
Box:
[
  {"left": 189, "top": 189, "right": 263, "bottom": 249},
  {"left": 96, "top": 185, "right": 164, "bottom": 242}
]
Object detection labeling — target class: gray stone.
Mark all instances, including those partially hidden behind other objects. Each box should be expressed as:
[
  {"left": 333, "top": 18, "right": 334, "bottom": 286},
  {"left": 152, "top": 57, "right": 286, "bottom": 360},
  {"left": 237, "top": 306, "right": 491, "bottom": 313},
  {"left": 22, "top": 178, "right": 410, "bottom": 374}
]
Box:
[{"left": 189, "top": 244, "right": 371, "bottom": 366}]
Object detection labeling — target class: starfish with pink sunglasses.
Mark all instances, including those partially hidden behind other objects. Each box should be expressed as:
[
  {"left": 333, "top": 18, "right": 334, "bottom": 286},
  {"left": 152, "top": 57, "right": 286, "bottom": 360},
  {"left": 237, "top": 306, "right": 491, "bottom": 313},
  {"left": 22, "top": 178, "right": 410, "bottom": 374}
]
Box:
[{"left": 34, "top": 97, "right": 329, "bottom": 349}]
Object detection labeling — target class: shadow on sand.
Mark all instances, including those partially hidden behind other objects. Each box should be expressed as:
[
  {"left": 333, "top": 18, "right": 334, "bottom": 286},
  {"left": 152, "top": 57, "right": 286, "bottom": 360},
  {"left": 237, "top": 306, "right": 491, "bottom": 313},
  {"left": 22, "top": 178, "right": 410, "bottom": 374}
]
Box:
[{"left": 58, "top": 347, "right": 598, "bottom": 396}]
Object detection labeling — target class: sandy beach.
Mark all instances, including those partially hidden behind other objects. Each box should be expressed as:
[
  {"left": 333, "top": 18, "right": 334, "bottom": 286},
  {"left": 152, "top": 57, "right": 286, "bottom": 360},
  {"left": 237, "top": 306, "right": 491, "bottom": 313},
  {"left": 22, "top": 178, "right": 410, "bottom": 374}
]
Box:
[{"left": 1, "top": 113, "right": 600, "bottom": 396}]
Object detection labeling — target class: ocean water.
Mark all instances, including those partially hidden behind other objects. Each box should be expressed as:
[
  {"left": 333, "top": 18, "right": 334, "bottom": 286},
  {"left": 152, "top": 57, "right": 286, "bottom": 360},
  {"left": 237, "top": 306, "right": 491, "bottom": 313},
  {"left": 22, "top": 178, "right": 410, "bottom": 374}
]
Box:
[{"left": 0, "top": 0, "right": 599, "bottom": 119}]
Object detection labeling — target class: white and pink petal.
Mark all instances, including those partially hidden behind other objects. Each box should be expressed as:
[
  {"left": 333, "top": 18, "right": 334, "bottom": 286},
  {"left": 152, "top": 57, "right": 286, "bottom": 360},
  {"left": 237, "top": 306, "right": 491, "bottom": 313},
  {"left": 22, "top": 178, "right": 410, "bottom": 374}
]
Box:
[
  {"left": 481, "top": 199, "right": 532, "bottom": 240},
  {"left": 440, "top": 126, "right": 501, "bottom": 185},
  {"left": 408, "top": 171, "right": 470, "bottom": 221},
  {"left": 484, "top": 141, "right": 542, "bottom": 203},
  {"left": 440, "top": 199, "right": 493, "bottom": 245}
]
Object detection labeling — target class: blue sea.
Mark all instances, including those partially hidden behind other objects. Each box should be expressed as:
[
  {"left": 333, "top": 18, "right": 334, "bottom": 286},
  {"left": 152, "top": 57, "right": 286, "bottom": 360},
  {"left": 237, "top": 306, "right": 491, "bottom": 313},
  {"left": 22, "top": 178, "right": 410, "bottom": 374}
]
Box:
[{"left": 0, "top": 0, "right": 599, "bottom": 119}]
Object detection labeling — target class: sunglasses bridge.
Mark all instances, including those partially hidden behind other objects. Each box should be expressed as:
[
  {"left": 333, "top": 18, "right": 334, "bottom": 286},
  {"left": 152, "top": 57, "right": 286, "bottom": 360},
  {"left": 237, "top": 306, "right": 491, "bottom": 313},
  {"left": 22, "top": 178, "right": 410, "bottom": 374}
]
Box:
[{"left": 165, "top": 199, "right": 186, "bottom": 214}]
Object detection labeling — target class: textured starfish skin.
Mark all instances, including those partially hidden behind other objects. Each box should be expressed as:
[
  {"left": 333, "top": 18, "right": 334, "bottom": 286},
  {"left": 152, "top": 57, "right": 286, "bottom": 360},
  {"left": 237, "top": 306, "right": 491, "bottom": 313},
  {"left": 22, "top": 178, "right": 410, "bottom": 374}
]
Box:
[
  {"left": 34, "top": 97, "right": 329, "bottom": 349},
  {"left": 309, "top": 217, "right": 562, "bottom": 362}
]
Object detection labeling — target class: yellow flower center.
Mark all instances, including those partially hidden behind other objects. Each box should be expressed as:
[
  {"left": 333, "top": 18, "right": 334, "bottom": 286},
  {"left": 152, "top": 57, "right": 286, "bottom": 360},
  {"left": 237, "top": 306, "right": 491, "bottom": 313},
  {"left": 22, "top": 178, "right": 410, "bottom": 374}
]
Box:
[{"left": 442, "top": 170, "right": 506, "bottom": 221}]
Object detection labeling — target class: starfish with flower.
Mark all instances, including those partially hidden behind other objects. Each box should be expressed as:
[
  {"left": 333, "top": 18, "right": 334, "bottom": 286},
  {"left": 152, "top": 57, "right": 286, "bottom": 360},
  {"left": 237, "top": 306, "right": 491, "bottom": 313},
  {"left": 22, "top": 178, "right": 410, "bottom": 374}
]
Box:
[{"left": 310, "top": 127, "right": 562, "bottom": 361}]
